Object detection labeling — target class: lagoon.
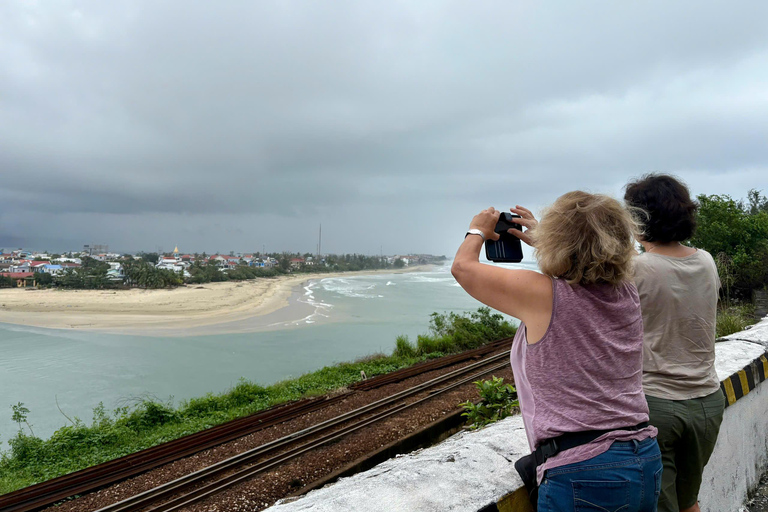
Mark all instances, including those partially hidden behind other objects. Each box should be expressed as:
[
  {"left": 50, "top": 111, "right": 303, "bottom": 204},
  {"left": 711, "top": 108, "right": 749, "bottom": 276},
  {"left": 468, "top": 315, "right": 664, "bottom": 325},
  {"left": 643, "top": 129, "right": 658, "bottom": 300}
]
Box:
[{"left": 0, "top": 262, "right": 530, "bottom": 446}]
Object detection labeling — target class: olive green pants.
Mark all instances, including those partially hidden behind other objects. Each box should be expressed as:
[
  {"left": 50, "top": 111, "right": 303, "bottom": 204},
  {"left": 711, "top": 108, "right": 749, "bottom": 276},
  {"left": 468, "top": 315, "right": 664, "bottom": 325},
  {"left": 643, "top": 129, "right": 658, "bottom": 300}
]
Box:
[{"left": 646, "top": 390, "right": 725, "bottom": 512}]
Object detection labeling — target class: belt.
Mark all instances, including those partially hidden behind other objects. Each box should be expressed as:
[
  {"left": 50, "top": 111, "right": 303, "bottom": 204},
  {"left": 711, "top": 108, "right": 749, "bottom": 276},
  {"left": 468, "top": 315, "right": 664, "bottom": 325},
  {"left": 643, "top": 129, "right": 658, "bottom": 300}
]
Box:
[{"left": 533, "top": 422, "right": 649, "bottom": 466}]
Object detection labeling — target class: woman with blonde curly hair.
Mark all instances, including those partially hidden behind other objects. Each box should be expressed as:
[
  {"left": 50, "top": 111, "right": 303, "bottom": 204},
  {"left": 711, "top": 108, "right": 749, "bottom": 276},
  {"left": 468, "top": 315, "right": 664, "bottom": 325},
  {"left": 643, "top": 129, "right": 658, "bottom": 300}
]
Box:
[{"left": 453, "top": 191, "right": 662, "bottom": 512}]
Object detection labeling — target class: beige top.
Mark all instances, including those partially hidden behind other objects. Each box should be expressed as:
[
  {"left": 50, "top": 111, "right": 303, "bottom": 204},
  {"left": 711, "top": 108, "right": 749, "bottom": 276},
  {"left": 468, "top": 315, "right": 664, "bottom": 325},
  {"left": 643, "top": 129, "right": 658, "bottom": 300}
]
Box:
[{"left": 634, "top": 249, "right": 721, "bottom": 400}]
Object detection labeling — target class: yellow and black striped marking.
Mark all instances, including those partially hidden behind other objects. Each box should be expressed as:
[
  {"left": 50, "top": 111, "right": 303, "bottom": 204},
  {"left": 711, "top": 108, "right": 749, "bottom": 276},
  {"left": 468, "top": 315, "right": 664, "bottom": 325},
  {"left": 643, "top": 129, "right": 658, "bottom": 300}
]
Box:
[{"left": 719, "top": 353, "right": 768, "bottom": 407}]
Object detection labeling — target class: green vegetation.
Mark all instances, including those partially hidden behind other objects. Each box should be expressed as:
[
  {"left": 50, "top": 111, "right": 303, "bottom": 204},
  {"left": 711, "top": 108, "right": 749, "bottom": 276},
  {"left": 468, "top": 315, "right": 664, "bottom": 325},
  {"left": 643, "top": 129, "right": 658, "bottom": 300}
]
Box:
[
  {"left": 691, "top": 189, "right": 767, "bottom": 337},
  {"left": 460, "top": 376, "right": 518, "bottom": 430},
  {"left": 0, "top": 308, "right": 516, "bottom": 495},
  {"left": 188, "top": 260, "right": 281, "bottom": 284},
  {"left": 54, "top": 257, "right": 119, "bottom": 289},
  {"left": 21, "top": 253, "right": 443, "bottom": 290},
  {"left": 188, "top": 253, "right": 398, "bottom": 285},
  {"left": 691, "top": 189, "right": 768, "bottom": 302},
  {"left": 716, "top": 302, "right": 757, "bottom": 339},
  {"left": 122, "top": 260, "right": 184, "bottom": 288},
  {"left": 393, "top": 308, "right": 516, "bottom": 357},
  {"left": 54, "top": 257, "right": 182, "bottom": 290}
]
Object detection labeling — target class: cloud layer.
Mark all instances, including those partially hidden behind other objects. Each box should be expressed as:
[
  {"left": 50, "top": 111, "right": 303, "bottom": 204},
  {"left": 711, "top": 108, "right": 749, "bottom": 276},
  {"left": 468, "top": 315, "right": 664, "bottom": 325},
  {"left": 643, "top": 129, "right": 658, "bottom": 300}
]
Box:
[{"left": 2, "top": 1, "right": 767, "bottom": 256}]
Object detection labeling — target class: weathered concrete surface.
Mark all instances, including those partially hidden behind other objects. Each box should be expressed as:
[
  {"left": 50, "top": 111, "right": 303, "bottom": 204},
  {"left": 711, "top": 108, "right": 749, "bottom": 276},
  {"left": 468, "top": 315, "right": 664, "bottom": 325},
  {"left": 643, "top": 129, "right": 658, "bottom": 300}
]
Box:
[
  {"left": 269, "top": 415, "right": 529, "bottom": 512},
  {"left": 714, "top": 338, "right": 767, "bottom": 379},
  {"left": 745, "top": 470, "right": 768, "bottom": 512},
  {"left": 700, "top": 357, "right": 768, "bottom": 512},
  {"left": 268, "top": 330, "right": 768, "bottom": 512},
  {"left": 721, "top": 316, "right": 768, "bottom": 350}
]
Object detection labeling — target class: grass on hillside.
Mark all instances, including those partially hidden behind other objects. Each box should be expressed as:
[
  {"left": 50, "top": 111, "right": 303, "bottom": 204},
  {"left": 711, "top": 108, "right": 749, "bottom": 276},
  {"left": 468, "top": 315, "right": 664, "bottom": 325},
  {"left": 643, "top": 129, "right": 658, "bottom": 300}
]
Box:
[{"left": 0, "top": 307, "right": 516, "bottom": 495}]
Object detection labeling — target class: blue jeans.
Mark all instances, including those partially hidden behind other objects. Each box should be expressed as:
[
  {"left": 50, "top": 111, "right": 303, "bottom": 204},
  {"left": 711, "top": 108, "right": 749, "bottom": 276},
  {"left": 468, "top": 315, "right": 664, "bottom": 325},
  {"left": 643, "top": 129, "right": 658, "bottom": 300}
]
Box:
[{"left": 538, "top": 438, "right": 662, "bottom": 512}]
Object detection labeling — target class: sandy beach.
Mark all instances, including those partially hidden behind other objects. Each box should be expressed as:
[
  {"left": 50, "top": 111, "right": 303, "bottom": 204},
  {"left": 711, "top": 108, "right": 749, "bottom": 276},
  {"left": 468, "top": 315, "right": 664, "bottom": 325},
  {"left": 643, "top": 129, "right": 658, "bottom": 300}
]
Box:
[{"left": 0, "top": 266, "right": 433, "bottom": 335}]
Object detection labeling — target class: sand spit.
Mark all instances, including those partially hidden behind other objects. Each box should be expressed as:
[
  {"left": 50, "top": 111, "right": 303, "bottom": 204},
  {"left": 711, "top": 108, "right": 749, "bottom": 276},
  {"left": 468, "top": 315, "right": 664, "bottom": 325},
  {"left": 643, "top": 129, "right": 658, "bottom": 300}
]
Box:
[{"left": 0, "top": 266, "right": 434, "bottom": 335}]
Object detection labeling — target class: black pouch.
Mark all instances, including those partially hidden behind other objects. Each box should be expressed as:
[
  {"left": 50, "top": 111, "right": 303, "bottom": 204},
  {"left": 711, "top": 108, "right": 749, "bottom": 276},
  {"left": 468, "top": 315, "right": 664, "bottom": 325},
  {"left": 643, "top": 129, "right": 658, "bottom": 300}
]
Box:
[{"left": 514, "top": 453, "right": 539, "bottom": 511}]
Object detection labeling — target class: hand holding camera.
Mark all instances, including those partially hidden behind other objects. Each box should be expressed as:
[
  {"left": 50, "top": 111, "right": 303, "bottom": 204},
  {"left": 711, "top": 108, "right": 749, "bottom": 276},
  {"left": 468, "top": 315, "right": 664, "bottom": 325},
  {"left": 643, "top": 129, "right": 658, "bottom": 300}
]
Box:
[
  {"left": 508, "top": 205, "right": 538, "bottom": 247},
  {"left": 467, "top": 205, "right": 538, "bottom": 263}
]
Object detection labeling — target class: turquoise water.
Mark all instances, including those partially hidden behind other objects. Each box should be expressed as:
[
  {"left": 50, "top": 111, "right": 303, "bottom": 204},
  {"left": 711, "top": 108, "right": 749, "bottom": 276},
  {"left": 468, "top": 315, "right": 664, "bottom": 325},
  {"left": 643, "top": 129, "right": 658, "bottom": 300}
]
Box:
[{"left": 0, "top": 262, "right": 532, "bottom": 445}]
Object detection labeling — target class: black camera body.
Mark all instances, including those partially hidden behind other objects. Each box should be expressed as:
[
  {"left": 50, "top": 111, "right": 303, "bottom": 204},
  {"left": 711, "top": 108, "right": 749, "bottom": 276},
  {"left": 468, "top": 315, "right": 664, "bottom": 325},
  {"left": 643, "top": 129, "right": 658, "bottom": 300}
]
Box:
[{"left": 485, "top": 212, "right": 523, "bottom": 263}]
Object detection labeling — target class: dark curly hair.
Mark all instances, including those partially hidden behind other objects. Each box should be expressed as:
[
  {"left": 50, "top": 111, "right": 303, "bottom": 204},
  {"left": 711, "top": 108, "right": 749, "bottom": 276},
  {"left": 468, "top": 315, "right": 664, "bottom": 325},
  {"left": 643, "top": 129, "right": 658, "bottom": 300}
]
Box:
[{"left": 624, "top": 174, "right": 698, "bottom": 243}]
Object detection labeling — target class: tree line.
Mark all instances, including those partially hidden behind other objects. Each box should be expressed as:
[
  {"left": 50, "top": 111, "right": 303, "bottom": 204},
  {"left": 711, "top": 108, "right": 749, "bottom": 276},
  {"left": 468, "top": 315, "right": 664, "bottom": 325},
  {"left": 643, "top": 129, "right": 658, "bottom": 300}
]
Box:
[
  {"left": 1, "top": 253, "right": 399, "bottom": 289},
  {"left": 690, "top": 189, "right": 768, "bottom": 301}
]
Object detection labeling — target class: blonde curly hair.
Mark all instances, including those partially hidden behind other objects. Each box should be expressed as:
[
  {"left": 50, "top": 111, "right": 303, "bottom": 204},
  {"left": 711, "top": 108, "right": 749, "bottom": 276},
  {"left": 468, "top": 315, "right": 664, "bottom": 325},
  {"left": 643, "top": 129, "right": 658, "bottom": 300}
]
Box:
[{"left": 533, "top": 191, "right": 639, "bottom": 286}]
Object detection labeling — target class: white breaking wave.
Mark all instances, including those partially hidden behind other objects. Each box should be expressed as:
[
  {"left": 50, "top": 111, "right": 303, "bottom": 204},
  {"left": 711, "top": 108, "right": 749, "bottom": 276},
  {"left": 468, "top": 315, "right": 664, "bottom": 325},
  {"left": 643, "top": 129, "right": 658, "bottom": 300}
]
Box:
[
  {"left": 319, "top": 278, "right": 383, "bottom": 299},
  {"left": 407, "top": 275, "right": 456, "bottom": 284},
  {"left": 266, "top": 281, "right": 335, "bottom": 327}
]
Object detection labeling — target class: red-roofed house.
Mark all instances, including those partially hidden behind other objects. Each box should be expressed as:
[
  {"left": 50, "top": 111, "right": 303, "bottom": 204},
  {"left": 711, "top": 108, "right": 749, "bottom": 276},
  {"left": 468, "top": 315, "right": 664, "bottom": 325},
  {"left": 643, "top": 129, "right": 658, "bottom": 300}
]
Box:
[
  {"left": 0, "top": 272, "right": 36, "bottom": 287},
  {"left": 29, "top": 261, "right": 52, "bottom": 272}
]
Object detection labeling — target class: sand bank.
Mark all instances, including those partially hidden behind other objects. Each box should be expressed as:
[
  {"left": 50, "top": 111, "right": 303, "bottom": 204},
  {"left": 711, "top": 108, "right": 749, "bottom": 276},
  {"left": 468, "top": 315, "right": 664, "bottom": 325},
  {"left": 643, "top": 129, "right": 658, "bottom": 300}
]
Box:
[{"left": 0, "top": 266, "right": 434, "bottom": 335}]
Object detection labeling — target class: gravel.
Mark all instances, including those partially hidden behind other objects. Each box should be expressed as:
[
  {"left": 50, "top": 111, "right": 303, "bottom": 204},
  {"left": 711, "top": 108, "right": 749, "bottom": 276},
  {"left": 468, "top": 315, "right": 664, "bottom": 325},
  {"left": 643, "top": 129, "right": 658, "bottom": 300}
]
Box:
[{"left": 43, "top": 350, "right": 513, "bottom": 512}]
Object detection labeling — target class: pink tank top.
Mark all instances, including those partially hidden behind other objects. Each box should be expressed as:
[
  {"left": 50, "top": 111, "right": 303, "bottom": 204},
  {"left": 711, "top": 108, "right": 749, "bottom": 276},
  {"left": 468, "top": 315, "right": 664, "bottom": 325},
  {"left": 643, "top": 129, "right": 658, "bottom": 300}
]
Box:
[{"left": 510, "top": 278, "right": 657, "bottom": 482}]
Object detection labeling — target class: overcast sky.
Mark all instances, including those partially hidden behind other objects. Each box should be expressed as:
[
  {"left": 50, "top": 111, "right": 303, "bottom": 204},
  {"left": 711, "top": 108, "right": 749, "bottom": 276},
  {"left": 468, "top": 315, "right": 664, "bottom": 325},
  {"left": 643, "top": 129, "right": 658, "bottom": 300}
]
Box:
[{"left": 1, "top": 1, "right": 766, "bottom": 258}]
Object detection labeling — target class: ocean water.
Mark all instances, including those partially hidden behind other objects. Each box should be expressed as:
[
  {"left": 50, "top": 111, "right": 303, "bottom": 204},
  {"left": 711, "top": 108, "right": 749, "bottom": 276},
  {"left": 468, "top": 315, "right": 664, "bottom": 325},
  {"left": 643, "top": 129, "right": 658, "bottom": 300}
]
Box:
[{"left": 0, "top": 261, "right": 534, "bottom": 445}]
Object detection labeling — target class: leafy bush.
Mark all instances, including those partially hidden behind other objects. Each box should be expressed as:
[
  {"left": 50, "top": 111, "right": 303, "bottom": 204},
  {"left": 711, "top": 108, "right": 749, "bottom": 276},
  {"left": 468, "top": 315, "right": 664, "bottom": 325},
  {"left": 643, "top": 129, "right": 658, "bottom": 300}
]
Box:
[
  {"left": 414, "top": 307, "right": 516, "bottom": 355},
  {"left": 460, "top": 376, "right": 518, "bottom": 430},
  {"left": 691, "top": 191, "right": 768, "bottom": 300},
  {"left": 34, "top": 273, "right": 54, "bottom": 287},
  {"left": 125, "top": 400, "right": 180, "bottom": 429}
]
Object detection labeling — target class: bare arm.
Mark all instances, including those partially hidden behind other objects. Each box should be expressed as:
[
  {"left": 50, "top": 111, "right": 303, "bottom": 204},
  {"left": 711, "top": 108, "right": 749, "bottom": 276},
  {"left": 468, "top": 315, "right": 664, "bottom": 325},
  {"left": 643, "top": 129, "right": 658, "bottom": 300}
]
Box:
[{"left": 451, "top": 207, "right": 552, "bottom": 338}]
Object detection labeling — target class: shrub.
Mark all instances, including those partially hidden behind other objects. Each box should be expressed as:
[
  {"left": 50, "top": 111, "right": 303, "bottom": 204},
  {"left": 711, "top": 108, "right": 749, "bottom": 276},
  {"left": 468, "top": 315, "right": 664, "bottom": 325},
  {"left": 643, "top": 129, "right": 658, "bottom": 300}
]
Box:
[
  {"left": 124, "top": 400, "right": 179, "bottom": 429},
  {"left": 413, "top": 308, "right": 516, "bottom": 356},
  {"left": 460, "top": 376, "right": 518, "bottom": 430},
  {"left": 393, "top": 335, "right": 417, "bottom": 358}
]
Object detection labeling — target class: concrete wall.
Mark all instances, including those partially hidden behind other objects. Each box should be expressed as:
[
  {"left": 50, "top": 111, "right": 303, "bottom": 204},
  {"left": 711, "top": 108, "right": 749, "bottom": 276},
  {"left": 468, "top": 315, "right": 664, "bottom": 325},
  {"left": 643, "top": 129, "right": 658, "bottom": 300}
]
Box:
[
  {"left": 703, "top": 321, "right": 768, "bottom": 512},
  {"left": 267, "top": 319, "right": 768, "bottom": 512}
]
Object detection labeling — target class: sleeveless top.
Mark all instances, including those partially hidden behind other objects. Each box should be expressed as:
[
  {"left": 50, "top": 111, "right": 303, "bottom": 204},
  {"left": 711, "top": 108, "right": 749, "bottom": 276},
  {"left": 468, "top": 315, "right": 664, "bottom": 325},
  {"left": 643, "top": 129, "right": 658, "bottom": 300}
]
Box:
[{"left": 510, "top": 278, "right": 657, "bottom": 482}]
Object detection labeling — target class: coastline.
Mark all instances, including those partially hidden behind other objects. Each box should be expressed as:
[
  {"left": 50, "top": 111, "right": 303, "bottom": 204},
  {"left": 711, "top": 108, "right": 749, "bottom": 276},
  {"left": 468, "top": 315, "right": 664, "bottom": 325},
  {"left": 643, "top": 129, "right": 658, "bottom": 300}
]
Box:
[{"left": 0, "top": 265, "right": 435, "bottom": 336}]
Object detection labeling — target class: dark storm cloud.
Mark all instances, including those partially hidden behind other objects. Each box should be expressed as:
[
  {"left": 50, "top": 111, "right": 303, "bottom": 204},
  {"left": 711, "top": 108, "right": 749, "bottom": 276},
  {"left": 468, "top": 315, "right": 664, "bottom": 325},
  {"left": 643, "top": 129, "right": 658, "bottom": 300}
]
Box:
[{"left": 1, "top": 1, "right": 767, "bottom": 254}]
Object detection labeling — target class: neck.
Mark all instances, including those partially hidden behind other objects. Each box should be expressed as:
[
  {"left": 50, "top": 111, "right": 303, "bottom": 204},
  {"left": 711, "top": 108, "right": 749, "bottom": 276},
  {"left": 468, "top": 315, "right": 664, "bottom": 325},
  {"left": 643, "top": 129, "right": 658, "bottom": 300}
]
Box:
[
  {"left": 642, "top": 241, "right": 680, "bottom": 253},
  {"left": 640, "top": 241, "right": 696, "bottom": 257}
]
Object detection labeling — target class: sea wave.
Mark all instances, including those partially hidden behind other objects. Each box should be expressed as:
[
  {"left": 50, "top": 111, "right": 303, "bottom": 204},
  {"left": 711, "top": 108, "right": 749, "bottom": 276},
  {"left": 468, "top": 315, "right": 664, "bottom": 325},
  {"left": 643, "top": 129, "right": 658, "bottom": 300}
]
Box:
[{"left": 319, "top": 278, "right": 383, "bottom": 299}]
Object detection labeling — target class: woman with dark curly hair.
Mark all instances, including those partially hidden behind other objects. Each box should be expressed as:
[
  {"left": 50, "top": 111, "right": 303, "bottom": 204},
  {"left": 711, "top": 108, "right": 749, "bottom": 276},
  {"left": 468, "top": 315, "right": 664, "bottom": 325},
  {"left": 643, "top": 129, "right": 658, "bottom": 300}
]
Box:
[{"left": 624, "top": 174, "right": 724, "bottom": 512}]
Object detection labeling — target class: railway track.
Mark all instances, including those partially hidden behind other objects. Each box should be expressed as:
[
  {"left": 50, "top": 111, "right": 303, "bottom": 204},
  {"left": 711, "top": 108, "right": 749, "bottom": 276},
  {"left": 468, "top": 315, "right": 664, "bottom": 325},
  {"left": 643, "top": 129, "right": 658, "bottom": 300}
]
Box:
[
  {"left": 0, "top": 338, "right": 513, "bottom": 512},
  {"left": 93, "top": 351, "right": 510, "bottom": 512}
]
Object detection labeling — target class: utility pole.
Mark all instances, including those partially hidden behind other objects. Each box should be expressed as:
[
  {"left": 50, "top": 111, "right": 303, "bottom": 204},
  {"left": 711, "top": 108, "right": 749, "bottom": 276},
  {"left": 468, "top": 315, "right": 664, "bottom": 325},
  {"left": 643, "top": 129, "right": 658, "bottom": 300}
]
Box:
[{"left": 317, "top": 224, "right": 322, "bottom": 260}]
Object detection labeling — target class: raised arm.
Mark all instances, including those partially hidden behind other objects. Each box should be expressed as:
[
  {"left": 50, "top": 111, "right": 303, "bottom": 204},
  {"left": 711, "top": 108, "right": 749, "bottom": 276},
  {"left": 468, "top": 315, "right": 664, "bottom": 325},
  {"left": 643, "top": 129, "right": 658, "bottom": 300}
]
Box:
[{"left": 451, "top": 207, "right": 552, "bottom": 333}]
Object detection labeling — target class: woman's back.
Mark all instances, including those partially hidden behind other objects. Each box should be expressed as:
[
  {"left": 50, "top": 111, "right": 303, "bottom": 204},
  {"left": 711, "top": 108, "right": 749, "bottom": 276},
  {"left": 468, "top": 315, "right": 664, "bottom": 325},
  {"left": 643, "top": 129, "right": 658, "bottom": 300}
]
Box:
[
  {"left": 512, "top": 278, "right": 649, "bottom": 449},
  {"left": 634, "top": 249, "right": 720, "bottom": 400}
]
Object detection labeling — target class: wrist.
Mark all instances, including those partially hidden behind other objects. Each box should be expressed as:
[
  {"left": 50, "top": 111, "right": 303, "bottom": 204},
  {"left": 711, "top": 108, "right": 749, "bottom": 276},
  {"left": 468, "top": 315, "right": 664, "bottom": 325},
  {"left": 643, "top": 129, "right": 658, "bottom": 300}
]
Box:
[{"left": 465, "top": 228, "right": 487, "bottom": 241}]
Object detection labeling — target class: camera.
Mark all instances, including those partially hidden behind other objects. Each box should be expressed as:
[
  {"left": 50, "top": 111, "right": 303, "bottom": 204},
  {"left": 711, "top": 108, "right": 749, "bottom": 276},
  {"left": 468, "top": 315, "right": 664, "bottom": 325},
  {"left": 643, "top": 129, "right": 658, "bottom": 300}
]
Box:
[{"left": 485, "top": 212, "right": 523, "bottom": 263}]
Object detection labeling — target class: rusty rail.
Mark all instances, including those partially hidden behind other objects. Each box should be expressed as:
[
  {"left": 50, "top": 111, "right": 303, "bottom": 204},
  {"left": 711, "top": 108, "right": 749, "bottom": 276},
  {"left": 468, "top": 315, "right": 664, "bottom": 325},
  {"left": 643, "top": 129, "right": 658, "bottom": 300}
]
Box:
[{"left": 94, "top": 352, "right": 511, "bottom": 512}]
